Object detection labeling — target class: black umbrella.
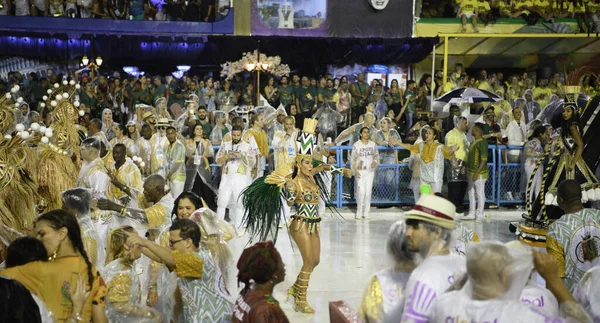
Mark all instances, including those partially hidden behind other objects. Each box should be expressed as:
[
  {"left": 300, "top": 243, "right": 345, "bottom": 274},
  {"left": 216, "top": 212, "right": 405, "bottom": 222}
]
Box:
[{"left": 436, "top": 87, "right": 501, "bottom": 104}]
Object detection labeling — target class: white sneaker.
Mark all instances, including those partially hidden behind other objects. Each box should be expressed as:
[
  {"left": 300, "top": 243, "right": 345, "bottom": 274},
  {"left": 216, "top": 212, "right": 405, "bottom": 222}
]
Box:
[
  {"left": 355, "top": 215, "right": 362, "bottom": 220},
  {"left": 363, "top": 214, "right": 371, "bottom": 220}
]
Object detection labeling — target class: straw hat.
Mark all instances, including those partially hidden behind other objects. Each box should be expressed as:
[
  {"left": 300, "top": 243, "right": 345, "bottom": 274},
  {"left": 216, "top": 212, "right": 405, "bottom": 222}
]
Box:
[
  {"left": 156, "top": 118, "right": 170, "bottom": 127},
  {"left": 142, "top": 111, "right": 154, "bottom": 121},
  {"left": 404, "top": 194, "right": 456, "bottom": 230}
]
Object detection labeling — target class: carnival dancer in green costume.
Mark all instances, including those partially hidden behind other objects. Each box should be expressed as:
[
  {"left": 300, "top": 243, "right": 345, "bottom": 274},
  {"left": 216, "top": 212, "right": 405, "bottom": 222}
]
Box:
[{"left": 241, "top": 118, "right": 351, "bottom": 314}]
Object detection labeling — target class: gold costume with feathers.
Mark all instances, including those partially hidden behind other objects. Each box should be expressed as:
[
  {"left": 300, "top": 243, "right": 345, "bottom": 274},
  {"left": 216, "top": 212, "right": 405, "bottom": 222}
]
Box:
[
  {"left": 36, "top": 85, "right": 83, "bottom": 212},
  {"left": 0, "top": 95, "right": 39, "bottom": 233}
]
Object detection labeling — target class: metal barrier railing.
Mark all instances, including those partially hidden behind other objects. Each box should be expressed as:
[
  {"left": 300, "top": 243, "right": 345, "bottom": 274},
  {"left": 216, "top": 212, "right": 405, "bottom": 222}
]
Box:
[
  {"left": 206, "top": 144, "right": 528, "bottom": 206},
  {"left": 496, "top": 145, "right": 526, "bottom": 206}
]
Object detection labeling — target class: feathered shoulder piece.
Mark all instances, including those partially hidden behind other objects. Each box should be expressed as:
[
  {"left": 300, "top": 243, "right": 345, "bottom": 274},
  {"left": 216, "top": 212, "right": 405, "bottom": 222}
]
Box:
[{"left": 264, "top": 163, "right": 293, "bottom": 187}]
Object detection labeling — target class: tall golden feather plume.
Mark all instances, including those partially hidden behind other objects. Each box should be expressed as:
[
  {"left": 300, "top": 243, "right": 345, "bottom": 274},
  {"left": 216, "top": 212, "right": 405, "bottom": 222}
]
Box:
[
  {"left": 0, "top": 135, "right": 39, "bottom": 233},
  {"left": 34, "top": 86, "right": 83, "bottom": 212}
]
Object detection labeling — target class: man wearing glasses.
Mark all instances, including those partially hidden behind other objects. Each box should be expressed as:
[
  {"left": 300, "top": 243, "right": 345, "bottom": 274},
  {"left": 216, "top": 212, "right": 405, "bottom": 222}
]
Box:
[{"left": 150, "top": 118, "right": 170, "bottom": 175}]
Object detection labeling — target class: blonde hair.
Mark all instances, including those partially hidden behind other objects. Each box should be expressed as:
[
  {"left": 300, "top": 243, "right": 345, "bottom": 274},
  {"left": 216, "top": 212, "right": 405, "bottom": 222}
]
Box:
[{"left": 106, "top": 226, "right": 135, "bottom": 264}]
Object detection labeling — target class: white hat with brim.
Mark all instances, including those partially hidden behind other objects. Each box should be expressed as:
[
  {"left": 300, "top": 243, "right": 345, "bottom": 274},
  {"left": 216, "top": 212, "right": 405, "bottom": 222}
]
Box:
[
  {"left": 156, "top": 118, "right": 171, "bottom": 127},
  {"left": 404, "top": 194, "right": 457, "bottom": 230}
]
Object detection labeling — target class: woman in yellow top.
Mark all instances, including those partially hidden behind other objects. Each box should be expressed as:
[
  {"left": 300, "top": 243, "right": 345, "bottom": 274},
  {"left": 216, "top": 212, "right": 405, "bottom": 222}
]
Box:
[
  {"left": 580, "top": 75, "right": 596, "bottom": 96},
  {"left": 398, "top": 126, "right": 457, "bottom": 194},
  {"left": 1, "top": 210, "right": 107, "bottom": 323}
]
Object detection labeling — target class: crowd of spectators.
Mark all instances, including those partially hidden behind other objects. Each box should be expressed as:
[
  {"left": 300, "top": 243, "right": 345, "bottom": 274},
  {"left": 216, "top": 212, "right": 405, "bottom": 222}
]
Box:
[
  {"left": 420, "top": 0, "right": 600, "bottom": 32},
  {"left": 2, "top": 63, "right": 593, "bottom": 208},
  {"left": 0, "top": 0, "right": 230, "bottom": 21}
]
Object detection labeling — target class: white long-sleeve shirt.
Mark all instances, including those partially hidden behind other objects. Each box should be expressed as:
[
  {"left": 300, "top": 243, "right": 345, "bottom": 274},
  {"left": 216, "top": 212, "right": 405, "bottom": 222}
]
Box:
[{"left": 505, "top": 120, "right": 527, "bottom": 157}]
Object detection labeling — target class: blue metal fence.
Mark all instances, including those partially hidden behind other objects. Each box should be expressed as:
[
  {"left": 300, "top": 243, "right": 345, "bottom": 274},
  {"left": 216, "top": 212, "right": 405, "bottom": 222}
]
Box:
[
  {"left": 208, "top": 144, "right": 527, "bottom": 207},
  {"left": 496, "top": 145, "right": 526, "bottom": 206}
]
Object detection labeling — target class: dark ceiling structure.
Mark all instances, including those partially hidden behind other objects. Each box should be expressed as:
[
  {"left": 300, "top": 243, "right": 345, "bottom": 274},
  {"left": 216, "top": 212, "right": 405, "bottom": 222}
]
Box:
[{"left": 0, "top": 34, "right": 438, "bottom": 75}]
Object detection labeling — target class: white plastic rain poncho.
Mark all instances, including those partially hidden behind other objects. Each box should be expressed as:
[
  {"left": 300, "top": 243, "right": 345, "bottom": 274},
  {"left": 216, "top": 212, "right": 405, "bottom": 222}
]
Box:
[
  {"left": 359, "top": 221, "right": 414, "bottom": 323},
  {"left": 430, "top": 241, "right": 592, "bottom": 323},
  {"left": 408, "top": 125, "right": 428, "bottom": 201},
  {"left": 263, "top": 105, "right": 285, "bottom": 146},
  {"left": 313, "top": 102, "right": 343, "bottom": 141},
  {"left": 573, "top": 266, "right": 600, "bottom": 322},
  {"left": 102, "top": 108, "right": 119, "bottom": 143},
  {"left": 401, "top": 221, "right": 465, "bottom": 322},
  {"left": 189, "top": 207, "right": 236, "bottom": 292},
  {"left": 100, "top": 258, "right": 162, "bottom": 323},
  {"left": 522, "top": 90, "right": 542, "bottom": 124},
  {"left": 209, "top": 110, "right": 231, "bottom": 145}
]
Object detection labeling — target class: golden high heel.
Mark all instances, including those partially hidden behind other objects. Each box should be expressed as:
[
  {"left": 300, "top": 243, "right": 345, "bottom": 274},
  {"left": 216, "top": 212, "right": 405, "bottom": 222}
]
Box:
[
  {"left": 286, "top": 283, "right": 299, "bottom": 301},
  {"left": 292, "top": 270, "right": 315, "bottom": 314},
  {"left": 293, "top": 287, "right": 315, "bottom": 314}
]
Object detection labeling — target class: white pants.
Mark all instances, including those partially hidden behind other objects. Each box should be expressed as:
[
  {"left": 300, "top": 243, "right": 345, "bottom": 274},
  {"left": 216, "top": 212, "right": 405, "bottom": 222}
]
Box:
[
  {"left": 356, "top": 170, "right": 375, "bottom": 217},
  {"left": 217, "top": 174, "right": 250, "bottom": 229},
  {"left": 525, "top": 163, "right": 543, "bottom": 204},
  {"left": 169, "top": 180, "right": 185, "bottom": 199},
  {"left": 468, "top": 177, "right": 487, "bottom": 217}
]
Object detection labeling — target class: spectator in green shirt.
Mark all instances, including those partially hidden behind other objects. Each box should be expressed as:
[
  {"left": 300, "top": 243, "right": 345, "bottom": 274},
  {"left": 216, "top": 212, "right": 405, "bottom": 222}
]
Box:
[
  {"left": 278, "top": 76, "right": 294, "bottom": 107},
  {"left": 318, "top": 79, "right": 336, "bottom": 104},
  {"left": 294, "top": 76, "right": 317, "bottom": 125},
  {"left": 465, "top": 122, "right": 488, "bottom": 221}
]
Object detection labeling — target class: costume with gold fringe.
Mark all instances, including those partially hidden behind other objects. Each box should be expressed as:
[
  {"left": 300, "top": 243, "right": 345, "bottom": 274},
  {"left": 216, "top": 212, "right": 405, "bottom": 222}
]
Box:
[
  {"left": 0, "top": 93, "right": 39, "bottom": 233},
  {"left": 241, "top": 118, "right": 348, "bottom": 242},
  {"left": 36, "top": 83, "right": 85, "bottom": 212}
]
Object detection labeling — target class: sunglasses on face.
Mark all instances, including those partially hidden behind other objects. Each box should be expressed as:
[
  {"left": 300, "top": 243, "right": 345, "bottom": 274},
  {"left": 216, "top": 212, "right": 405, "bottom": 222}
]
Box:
[{"left": 158, "top": 127, "right": 167, "bottom": 130}]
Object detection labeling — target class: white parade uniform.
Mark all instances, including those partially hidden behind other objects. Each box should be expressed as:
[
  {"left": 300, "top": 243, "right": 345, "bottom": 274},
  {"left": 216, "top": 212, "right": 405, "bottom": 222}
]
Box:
[
  {"left": 216, "top": 140, "right": 256, "bottom": 229},
  {"left": 351, "top": 140, "right": 379, "bottom": 218}
]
